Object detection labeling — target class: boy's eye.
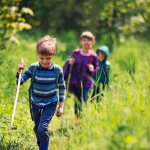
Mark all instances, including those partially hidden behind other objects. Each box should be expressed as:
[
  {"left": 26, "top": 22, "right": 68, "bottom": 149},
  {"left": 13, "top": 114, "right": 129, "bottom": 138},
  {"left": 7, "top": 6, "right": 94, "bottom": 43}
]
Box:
[{"left": 39, "top": 56, "right": 52, "bottom": 60}]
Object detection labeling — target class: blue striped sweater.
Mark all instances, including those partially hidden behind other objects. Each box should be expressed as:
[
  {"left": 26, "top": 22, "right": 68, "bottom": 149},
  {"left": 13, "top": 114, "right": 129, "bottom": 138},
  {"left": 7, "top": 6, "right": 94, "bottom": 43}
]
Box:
[{"left": 16, "top": 62, "right": 66, "bottom": 107}]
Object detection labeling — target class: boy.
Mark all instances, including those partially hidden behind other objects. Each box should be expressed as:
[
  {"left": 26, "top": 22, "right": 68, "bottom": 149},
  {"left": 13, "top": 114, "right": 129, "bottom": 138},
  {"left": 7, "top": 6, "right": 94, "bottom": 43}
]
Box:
[
  {"left": 92, "top": 45, "right": 111, "bottom": 102},
  {"left": 16, "top": 35, "right": 65, "bottom": 150},
  {"left": 63, "top": 31, "right": 98, "bottom": 118}
]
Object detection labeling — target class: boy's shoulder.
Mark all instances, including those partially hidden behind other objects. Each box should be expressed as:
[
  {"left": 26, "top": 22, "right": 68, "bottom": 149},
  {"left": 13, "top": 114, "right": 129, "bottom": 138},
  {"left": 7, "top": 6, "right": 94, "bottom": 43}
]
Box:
[
  {"left": 53, "top": 63, "right": 62, "bottom": 72},
  {"left": 28, "top": 62, "right": 39, "bottom": 70},
  {"left": 30, "top": 62, "right": 39, "bottom": 67},
  {"left": 29, "top": 62, "right": 62, "bottom": 71}
]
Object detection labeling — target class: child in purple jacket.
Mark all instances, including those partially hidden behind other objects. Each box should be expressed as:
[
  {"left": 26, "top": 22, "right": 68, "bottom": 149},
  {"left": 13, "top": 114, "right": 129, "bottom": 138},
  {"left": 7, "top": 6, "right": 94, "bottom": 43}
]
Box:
[{"left": 63, "top": 31, "right": 99, "bottom": 118}]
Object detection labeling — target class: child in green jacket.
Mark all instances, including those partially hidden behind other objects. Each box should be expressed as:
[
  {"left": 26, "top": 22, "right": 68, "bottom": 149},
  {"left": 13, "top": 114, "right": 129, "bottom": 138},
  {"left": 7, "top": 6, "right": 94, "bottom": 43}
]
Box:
[{"left": 92, "top": 45, "right": 111, "bottom": 102}]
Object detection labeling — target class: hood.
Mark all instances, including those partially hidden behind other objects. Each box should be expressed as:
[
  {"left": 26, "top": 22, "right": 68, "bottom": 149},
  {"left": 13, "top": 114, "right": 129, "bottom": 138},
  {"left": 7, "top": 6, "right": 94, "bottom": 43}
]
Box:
[{"left": 96, "top": 45, "right": 110, "bottom": 60}]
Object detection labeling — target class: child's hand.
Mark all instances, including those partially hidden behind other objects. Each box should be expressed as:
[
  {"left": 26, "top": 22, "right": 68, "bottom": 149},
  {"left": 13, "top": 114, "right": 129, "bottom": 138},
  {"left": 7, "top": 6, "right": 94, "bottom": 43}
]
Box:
[
  {"left": 69, "top": 58, "right": 75, "bottom": 65},
  {"left": 56, "top": 106, "right": 64, "bottom": 117},
  {"left": 87, "top": 64, "right": 94, "bottom": 72},
  {"left": 18, "top": 61, "right": 25, "bottom": 73}
]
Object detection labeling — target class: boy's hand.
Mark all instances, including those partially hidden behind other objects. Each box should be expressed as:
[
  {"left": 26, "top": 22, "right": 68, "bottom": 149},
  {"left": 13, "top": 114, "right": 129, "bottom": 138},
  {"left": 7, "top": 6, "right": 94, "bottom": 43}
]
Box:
[
  {"left": 18, "top": 61, "right": 25, "bottom": 73},
  {"left": 56, "top": 106, "right": 64, "bottom": 117},
  {"left": 56, "top": 101, "right": 64, "bottom": 117},
  {"left": 87, "top": 64, "right": 94, "bottom": 72}
]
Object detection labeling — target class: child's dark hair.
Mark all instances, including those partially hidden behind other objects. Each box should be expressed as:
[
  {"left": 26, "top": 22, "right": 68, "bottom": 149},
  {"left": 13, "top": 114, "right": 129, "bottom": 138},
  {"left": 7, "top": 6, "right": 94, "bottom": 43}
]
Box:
[{"left": 36, "top": 35, "right": 56, "bottom": 56}]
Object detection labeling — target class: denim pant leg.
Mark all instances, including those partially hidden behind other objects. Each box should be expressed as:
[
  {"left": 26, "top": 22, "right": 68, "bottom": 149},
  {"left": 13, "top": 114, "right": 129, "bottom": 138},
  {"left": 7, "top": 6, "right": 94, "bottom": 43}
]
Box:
[
  {"left": 38, "top": 103, "right": 57, "bottom": 145},
  {"left": 32, "top": 103, "right": 57, "bottom": 150},
  {"left": 32, "top": 104, "right": 41, "bottom": 146},
  {"left": 73, "top": 88, "right": 82, "bottom": 116}
]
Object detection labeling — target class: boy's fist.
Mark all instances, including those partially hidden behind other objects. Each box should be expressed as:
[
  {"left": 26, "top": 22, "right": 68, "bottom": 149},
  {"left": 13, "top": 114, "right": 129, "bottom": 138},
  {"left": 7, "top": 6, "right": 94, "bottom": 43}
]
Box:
[
  {"left": 56, "top": 106, "right": 63, "bottom": 117},
  {"left": 18, "top": 59, "right": 25, "bottom": 72}
]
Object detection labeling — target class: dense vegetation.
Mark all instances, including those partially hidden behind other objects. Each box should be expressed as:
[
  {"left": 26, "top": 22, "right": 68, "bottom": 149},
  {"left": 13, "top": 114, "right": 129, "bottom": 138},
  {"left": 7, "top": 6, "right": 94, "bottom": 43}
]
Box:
[
  {"left": 0, "top": 33, "right": 150, "bottom": 150},
  {"left": 0, "top": 0, "right": 150, "bottom": 149},
  {"left": 1, "top": 0, "right": 150, "bottom": 50}
]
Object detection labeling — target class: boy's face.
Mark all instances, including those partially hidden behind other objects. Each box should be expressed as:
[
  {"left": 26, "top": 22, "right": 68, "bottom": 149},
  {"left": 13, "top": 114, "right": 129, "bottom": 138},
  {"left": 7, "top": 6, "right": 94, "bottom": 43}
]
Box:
[
  {"left": 38, "top": 55, "right": 53, "bottom": 68},
  {"left": 80, "top": 37, "right": 94, "bottom": 50},
  {"left": 97, "top": 51, "right": 106, "bottom": 62}
]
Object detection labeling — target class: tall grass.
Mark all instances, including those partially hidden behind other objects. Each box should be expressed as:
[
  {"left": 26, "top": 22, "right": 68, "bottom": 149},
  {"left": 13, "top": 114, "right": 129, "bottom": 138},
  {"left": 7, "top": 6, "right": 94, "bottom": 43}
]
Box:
[{"left": 0, "top": 34, "right": 150, "bottom": 150}]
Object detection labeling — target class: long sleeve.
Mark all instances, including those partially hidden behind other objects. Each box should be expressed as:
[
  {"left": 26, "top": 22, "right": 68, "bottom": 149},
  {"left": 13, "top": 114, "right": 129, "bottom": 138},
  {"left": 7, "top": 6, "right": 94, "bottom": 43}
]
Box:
[
  {"left": 16, "top": 65, "right": 32, "bottom": 85},
  {"left": 57, "top": 67, "right": 66, "bottom": 102},
  {"left": 63, "top": 59, "right": 71, "bottom": 81},
  {"left": 91, "top": 55, "right": 99, "bottom": 74}
]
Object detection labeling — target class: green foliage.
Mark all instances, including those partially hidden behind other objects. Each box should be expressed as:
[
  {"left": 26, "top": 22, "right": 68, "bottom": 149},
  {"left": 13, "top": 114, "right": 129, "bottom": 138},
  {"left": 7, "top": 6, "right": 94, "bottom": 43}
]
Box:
[
  {"left": 20, "top": 0, "right": 108, "bottom": 34},
  {"left": 56, "top": 30, "right": 79, "bottom": 57},
  {"left": 100, "top": 0, "right": 147, "bottom": 34},
  {"left": 96, "top": 0, "right": 150, "bottom": 50},
  {"left": 0, "top": 33, "right": 150, "bottom": 150},
  {"left": 117, "top": 51, "right": 137, "bottom": 77},
  {"left": 0, "top": 0, "right": 33, "bottom": 50},
  {"left": 1, "top": 0, "right": 149, "bottom": 51},
  {"left": 19, "top": 0, "right": 150, "bottom": 51},
  {"left": 0, "top": 135, "right": 34, "bottom": 150}
]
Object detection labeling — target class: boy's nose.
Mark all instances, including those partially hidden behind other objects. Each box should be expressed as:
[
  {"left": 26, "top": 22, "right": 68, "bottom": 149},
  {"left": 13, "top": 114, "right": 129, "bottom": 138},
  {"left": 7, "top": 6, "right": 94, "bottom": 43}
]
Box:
[{"left": 43, "top": 59, "right": 47, "bottom": 63}]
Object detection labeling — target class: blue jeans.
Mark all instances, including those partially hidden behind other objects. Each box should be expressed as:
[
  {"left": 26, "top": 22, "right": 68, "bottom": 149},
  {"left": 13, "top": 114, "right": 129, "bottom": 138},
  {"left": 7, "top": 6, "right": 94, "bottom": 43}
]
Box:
[
  {"left": 31, "top": 102, "right": 57, "bottom": 150},
  {"left": 73, "top": 87, "right": 91, "bottom": 116}
]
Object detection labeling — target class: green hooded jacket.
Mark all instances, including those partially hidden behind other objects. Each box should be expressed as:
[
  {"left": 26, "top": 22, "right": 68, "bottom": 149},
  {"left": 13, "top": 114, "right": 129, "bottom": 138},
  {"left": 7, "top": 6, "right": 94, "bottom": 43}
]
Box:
[{"left": 93, "top": 45, "right": 111, "bottom": 87}]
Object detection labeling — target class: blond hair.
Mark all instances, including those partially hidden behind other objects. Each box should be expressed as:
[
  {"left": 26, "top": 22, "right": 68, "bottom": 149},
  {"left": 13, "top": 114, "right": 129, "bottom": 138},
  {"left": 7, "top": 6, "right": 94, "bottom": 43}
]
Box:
[
  {"left": 36, "top": 35, "right": 56, "bottom": 55},
  {"left": 80, "top": 31, "right": 95, "bottom": 43}
]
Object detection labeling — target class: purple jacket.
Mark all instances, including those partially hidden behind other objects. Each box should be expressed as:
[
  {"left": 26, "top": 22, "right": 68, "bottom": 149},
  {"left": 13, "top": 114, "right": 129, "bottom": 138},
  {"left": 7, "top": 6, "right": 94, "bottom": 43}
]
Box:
[{"left": 63, "top": 49, "right": 99, "bottom": 92}]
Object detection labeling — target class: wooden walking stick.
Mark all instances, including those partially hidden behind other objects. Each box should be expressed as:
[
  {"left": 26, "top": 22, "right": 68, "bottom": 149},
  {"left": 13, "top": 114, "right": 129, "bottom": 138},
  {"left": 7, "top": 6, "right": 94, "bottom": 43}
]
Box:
[
  {"left": 10, "top": 59, "right": 24, "bottom": 131},
  {"left": 66, "top": 64, "right": 73, "bottom": 94}
]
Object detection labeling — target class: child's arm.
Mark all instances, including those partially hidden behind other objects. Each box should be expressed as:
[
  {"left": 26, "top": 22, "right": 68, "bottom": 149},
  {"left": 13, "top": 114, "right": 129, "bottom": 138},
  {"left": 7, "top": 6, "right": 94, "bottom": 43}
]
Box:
[
  {"left": 69, "top": 58, "right": 75, "bottom": 65},
  {"left": 16, "top": 63, "right": 32, "bottom": 85},
  {"left": 56, "top": 66, "right": 66, "bottom": 117},
  {"left": 87, "top": 55, "right": 99, "bottom": 73},
  {"left": 68, "top": 49, "right": 80, "bottom": 65},
  {"left": 93, "top": 55, "right": 99, "bottom": 72},
  {"left": 87, "top": 64, "right": 94, "bottom": 72}
]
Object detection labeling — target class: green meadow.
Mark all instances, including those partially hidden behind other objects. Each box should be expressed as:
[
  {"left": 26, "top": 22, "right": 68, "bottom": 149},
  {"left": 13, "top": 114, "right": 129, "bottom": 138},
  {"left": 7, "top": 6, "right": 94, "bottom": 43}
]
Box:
[{"left": 0, "top": 34, "right": 150, "bottom": 150}]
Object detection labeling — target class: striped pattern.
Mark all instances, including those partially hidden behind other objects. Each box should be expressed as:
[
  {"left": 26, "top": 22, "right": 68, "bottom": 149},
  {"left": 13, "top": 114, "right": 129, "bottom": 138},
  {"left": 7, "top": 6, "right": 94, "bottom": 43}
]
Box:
[{"left": 16, "top": 62, "right": 66, "bottom": 106}]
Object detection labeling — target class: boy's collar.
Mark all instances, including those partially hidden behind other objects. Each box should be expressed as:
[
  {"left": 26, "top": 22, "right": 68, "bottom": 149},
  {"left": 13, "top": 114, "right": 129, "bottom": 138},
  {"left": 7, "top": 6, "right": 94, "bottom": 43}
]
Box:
[{"left": 39, "top": 62, "right": 53, "bottom": 69}]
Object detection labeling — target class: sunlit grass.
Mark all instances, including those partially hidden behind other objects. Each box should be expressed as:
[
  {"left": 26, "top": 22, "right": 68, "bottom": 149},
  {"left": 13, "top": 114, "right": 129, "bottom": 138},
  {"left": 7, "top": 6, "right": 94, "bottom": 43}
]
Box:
[{"left": 0, "top": 35, "right": 150, "bottom": 149}]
